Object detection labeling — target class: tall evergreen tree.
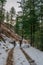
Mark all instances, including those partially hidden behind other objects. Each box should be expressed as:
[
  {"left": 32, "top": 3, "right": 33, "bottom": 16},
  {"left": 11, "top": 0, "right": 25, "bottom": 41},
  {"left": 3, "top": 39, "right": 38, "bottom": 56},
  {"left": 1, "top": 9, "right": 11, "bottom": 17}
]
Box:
[
  {"left": 6, "top": 11, "right": 9, "bottom": 23},
  {"left": 0, "top": 0, "right": 6, "bottom": 32},
  {"left": 39, "top": 0, "right": 43, "bottom": 50},
  {"left": 17, "top": 0, "right": 40, "bottom": 46},
  {"left": 9, "top": 7, "right": 16, "bottom": 30}
]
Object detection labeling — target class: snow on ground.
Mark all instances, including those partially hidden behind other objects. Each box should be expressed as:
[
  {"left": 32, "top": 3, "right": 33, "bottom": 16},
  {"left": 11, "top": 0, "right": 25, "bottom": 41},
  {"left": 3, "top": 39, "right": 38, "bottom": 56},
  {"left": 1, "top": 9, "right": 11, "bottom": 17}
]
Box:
[
  {"left": 13, "top": 44, "right": 30, "bottom": 65},
  {"left": 0, "top": 34, "right": 43, "bottom": 65},
  {"left": 0, "top": 42, "right": 7, "bottom": 65},
  {"left": 22, "top": 42, "right": 30, "bottom": 48},
  {"left": 23, "top": 46, "right": 43, "bottom": 65},
  {"left": 0, "top": 34, "right": 14, "bottom": 65}
]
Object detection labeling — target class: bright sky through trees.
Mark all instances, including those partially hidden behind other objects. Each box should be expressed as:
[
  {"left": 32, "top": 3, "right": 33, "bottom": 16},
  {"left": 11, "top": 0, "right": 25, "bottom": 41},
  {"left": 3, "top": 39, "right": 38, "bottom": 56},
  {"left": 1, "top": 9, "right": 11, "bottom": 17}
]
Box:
[{"left": 4, "top": 0, "right": 21, "bottom": 13}]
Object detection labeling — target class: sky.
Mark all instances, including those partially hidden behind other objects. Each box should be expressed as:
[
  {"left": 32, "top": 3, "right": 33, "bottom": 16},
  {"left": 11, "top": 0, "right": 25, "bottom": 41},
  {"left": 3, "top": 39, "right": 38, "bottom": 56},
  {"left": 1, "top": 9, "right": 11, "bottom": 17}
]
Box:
[{"left": 4, "top": 0, "right": 21, "bottom": 14}]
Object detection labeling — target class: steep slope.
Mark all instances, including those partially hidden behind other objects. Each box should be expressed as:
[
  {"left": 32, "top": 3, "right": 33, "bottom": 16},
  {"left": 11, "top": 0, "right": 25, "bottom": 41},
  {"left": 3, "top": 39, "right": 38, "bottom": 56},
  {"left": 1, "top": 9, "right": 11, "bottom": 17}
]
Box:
[{"left": 1, "top": 23, "right": 20, "bottom": 41}]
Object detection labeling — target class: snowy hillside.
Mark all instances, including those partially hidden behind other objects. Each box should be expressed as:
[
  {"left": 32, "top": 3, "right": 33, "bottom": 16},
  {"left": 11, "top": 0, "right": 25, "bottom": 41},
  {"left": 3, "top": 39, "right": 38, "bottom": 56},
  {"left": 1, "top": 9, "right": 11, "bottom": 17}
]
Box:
[{"left": 0, "top": 34, "right": 14, "bottom": 65}]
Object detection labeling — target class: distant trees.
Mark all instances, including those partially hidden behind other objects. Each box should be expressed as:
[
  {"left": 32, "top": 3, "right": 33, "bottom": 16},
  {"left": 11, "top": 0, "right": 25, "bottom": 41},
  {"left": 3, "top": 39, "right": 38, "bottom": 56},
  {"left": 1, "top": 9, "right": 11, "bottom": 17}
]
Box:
[
  {"left": 10, "top": 7, "right": 16, "bottom": 25},
  {"left": 0, "top": 0, "right": 16, "bottom": 32},
  {"left": 5, "top": 7, "right": 16, "bottom": 30}
]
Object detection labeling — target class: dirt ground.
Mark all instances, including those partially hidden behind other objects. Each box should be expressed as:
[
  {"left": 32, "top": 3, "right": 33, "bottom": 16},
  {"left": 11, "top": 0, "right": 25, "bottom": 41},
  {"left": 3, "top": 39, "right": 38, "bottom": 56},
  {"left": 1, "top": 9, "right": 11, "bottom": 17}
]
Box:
[{"left": 6, "top": 48, "right": 14, "bottom": 65}]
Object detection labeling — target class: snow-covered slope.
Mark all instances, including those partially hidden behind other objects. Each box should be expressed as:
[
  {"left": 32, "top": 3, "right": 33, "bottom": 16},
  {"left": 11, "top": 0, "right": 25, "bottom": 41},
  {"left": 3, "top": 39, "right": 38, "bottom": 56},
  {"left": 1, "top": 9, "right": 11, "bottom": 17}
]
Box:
[
  {"left": 13, "top": 47, "right": 30, "bottom": 65},
  {"left": 0, "top": 34, "right": 14, "bottom": 65},
  {"left": 23, "top": 47, "right": 43, "bottom": 65}
]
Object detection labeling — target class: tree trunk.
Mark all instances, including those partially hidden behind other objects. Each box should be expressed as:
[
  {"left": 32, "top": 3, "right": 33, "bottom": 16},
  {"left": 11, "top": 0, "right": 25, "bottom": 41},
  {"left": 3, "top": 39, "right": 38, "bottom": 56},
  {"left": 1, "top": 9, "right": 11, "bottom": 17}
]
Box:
[
  {"left": 0, "top": 3, "right": 3, "bottom": 33},
  {"left": 30, "top": 24, "right": 33, "bottom": 46}
]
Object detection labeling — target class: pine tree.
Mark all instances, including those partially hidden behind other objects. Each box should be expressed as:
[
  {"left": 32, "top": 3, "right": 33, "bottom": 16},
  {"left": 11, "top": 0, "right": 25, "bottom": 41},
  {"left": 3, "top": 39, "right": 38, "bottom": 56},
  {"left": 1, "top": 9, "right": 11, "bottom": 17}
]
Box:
[
  {"left": 0, "top": 0, "right": 6, "bottom": 33},
  {"left": 10, "top": 7, "right": 16, "bottom": 26},
  {"left": 6, "top": 11, "right": 9, "bottom": 23},
  {"left": 39, "top": 0, "right": 43, "bottom": 50}
]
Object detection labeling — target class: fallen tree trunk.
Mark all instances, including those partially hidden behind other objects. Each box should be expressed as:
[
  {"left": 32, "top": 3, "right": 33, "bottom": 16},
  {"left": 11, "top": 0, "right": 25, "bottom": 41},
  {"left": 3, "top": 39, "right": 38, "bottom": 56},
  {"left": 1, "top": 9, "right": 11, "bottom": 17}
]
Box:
[{"left": 1, "top": 23, "right": 20, "bottom": 41}]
